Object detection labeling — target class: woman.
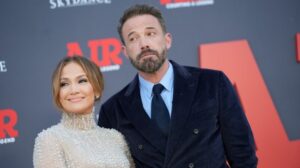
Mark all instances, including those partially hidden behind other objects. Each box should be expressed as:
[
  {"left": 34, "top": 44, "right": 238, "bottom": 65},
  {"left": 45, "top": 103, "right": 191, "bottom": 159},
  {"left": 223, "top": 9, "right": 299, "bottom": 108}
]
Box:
[{"left": 33, "top": 56, "right": 135, "bottom": 168}]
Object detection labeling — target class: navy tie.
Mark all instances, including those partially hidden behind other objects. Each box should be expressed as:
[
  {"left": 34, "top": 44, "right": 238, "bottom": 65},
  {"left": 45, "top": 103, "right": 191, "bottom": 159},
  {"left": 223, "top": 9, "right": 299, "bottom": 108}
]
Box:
[{"left": 151, "top": 84, "right": 170, "bottom": 136}]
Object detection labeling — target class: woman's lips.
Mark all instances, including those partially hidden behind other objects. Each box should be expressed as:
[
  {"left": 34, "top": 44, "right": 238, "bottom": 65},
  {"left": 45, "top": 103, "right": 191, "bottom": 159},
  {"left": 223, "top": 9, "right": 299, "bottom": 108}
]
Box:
[{"left": 68, "top": 97, "right": 84, "bottom": 103}]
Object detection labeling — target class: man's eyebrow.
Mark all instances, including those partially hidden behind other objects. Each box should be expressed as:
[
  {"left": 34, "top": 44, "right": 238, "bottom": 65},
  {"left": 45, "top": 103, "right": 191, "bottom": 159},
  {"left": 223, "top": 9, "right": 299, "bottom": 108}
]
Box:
[{"left": 127, "top": 27, "right": 156, "bottom": 38}]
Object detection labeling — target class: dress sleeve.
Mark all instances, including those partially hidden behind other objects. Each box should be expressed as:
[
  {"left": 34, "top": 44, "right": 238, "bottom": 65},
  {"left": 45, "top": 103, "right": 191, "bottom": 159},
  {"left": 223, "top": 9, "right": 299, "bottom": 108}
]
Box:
[
  {"left": 124, "top": 140, "right": 135, "bottom": 168},
  {"left": 33, "top": 130, "right": 67, "bottom": 168},
  {"left": 114, "top": 130, "right": 135, "bottom": 168}
]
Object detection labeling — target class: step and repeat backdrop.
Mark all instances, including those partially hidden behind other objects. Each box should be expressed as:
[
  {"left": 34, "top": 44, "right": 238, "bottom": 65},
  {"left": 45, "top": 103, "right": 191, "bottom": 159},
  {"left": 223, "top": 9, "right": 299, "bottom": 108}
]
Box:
[{"left": 1, "top": 0, "right": 300, "bottom": 167}]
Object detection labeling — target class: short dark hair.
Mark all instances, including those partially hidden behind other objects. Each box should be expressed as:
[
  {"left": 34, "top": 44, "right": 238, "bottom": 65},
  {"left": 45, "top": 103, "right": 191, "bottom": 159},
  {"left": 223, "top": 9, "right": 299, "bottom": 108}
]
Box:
[
  {"left": 117, "top": 4, "right": 167, "bottom": 44},
  {"left": 52, "top": 56, "right": 104, "bottom": 111}
]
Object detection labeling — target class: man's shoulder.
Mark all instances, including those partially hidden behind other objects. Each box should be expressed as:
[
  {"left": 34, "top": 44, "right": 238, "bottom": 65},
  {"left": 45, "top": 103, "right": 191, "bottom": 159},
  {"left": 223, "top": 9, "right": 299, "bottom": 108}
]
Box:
[
  {"left": 178, "top": 63, "right": 223, "bottom": 79},
  {"left": 171, "top": 60, "right": 222, "bottom": 76},
  {"left": 185, "top": 65, "right": 220, "bottom": 73},
  {"left": 101, "top": 81, "right": 133, "bottom": 107}
]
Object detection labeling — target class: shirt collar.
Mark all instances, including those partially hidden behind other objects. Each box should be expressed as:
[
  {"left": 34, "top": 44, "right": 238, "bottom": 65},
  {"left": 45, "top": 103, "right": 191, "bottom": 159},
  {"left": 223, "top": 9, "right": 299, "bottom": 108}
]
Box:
[{"left": 139, "top": 61, "right": 174, "bottom": 98}]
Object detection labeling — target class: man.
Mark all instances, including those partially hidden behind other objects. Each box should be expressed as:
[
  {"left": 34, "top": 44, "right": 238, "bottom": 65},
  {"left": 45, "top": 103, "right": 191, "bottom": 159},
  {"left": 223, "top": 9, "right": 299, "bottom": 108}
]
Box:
[{"left": 98, "top": 4, "right": 257, "bottom": 168}]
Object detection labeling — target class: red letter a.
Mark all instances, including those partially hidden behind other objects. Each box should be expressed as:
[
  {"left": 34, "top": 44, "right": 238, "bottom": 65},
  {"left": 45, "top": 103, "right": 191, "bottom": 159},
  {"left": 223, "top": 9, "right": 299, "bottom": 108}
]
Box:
[{"left": 199, "top": 40, "right": 300, "bottom": 168}]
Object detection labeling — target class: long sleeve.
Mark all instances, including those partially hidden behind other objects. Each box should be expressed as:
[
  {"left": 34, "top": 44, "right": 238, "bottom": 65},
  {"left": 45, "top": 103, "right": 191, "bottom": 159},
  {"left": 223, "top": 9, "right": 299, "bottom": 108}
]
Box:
[
  {"left": 33, "top": 131, "right": 67, "bottom": 168},
  {"left": 219, "top": 72, "right": 258, "bottom": 167},
  {"left": 113, "top": 130, "right": 136, "bottom": 168},
  {"left": 124, "top": 140, "right": 135, "bottom": 168}
]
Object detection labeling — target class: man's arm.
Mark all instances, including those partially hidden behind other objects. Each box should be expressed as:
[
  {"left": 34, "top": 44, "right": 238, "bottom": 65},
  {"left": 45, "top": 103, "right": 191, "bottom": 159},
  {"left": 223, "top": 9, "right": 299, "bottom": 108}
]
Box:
[{"left": 218, "top": 72, "right": 258, "bottom": 168}]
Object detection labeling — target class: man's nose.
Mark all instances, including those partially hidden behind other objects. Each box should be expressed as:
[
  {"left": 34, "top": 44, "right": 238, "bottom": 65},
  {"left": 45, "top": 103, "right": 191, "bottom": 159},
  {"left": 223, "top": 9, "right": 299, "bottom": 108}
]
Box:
[{"left": 139, "top": 37, "right": 150, "bottom": 50}]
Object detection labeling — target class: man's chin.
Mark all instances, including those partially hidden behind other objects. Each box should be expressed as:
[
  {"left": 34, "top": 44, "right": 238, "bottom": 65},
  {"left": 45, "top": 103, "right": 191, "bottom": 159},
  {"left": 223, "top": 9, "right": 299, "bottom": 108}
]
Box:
[{"left": 141, "top": 62, "right": 162, "bottom": 73}]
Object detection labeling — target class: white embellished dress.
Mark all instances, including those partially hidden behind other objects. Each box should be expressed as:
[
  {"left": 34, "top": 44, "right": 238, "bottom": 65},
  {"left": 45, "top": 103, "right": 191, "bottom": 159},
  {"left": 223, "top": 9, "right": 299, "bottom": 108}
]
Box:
[{"left": 33, "top": 112, "right": 135, "bottom": 168}]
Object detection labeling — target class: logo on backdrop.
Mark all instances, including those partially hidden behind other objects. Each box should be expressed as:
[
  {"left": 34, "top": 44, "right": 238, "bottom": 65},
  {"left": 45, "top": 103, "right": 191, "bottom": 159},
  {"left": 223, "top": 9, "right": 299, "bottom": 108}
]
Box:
[
  {"left": 199, "top": 39, "right": 300, "bottom": 167},
  {"left": 0, "top": 109, "right": 19, "bottom": 145},
  {"left": 160, "top": 0, "right": 214, "bottom": 9},
  {"left": 66, "top": 38, "right": 123, "bottom": 72},
  {"left": 0, "top": 61, "right": 7, "bottom": 72},
  {"left": 49, "top": 0, "right": 111, "bottom": 9}
]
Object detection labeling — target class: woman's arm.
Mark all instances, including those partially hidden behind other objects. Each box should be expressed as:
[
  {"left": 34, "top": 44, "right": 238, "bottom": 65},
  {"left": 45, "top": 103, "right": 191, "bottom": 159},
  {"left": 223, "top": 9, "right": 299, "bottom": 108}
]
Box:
[{"left": 33, "top": 130, "right": 67, "bottom": 168}]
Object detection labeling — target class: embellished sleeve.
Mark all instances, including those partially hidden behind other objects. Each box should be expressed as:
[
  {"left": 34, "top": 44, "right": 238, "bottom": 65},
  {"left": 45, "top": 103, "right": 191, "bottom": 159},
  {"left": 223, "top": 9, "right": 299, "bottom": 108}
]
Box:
[
  {"left": 33, "top": 130, "right": 67, "bottom": 168},
  {"left": 124, "top": 139, "right": 135, "bottom": 168},
  {"left": 114, "top": 130, "right": 135, "bottom": 168}
]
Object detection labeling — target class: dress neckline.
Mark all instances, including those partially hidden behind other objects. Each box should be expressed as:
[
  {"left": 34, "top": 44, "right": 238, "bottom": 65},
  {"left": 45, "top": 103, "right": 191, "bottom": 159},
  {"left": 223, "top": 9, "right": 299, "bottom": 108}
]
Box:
[{"left": 61, "top": 112, "right": 97, "bottom": 130}]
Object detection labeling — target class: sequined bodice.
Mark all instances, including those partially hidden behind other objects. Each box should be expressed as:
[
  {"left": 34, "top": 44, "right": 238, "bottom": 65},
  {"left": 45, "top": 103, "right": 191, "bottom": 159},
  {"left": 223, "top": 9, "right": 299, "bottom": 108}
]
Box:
[{"left": 33, "top": 112, "right": 134, "bottom": 168}]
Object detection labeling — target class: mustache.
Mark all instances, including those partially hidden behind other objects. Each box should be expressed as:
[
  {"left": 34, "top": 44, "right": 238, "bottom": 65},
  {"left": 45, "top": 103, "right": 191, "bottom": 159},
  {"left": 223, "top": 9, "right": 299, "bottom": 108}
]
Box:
[{"left": 137, "top": 49, "right": 159, "bottom": 60}]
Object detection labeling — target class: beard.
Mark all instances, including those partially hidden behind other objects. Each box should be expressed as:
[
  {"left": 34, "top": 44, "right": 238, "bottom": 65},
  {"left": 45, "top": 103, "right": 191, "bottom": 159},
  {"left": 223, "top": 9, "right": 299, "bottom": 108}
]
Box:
[{"left": 129, "top": 48, "right": 167, "bottom": 73}]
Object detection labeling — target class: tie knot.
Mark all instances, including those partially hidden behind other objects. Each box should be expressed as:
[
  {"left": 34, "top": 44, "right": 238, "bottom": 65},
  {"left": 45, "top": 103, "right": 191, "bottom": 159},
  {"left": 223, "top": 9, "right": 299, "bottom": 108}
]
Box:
[{"left": 152, "top": 84, "right": 164, "bottom": 95}]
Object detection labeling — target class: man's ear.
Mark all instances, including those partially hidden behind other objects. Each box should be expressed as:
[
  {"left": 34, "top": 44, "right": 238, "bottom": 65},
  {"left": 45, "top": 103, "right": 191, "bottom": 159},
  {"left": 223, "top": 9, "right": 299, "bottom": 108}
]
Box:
[
  {"left": 122, "top": 45, "right": 129, "bottom": 59},
  {"left": 165, "top": 33, "right": 172, "bottom": 50}
]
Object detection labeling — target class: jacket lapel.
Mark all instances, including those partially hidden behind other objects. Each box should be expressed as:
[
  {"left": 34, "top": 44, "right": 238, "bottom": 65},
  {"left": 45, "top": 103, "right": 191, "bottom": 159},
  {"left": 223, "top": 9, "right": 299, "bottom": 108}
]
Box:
[{"left": 119, "top": 76, "right": 167, "bottom": 154}]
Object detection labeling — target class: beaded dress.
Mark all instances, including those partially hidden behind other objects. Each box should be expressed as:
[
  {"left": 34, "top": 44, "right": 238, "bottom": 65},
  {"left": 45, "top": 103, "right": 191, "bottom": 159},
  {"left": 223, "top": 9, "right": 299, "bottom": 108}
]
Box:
[{"left": 33, "top": 112, "right": 135, "bottom": 168}]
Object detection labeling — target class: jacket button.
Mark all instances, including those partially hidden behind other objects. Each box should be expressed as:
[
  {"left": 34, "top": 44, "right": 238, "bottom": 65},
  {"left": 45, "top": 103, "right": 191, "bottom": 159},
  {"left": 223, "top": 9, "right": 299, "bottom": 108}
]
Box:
[
  {"left": 193, "top": 128, "right": 199, "bottom": 134},
  {"left": 188, "top": 162, "right": 194, "bottom": 168},
  {"left": 138, "top": 144, "right": 143, "bottom": 150}
]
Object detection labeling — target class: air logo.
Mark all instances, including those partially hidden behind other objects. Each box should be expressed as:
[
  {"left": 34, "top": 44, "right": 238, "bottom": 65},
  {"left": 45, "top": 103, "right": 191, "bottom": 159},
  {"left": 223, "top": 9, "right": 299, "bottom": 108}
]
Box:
[
  {"left": 0, "top": 109, "right": 19, "bottom": 145},
  {"left": 67, "top": 38, "right": 123, "bottom": 72}
]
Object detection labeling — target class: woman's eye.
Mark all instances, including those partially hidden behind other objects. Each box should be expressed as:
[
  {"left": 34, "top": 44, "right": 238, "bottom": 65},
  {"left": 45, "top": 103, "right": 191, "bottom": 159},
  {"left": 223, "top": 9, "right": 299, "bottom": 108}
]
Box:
[
  {"left": 60, "top": 82, "right": 68, "bottom": 87},
  {"left": 79, "top": 79, "right": 88, "bottom": 83}
]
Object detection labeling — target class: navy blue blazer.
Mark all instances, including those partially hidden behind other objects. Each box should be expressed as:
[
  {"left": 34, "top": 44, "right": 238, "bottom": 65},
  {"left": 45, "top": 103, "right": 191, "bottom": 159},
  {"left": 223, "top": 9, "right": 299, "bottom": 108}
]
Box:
[{"left": 98, "top": 61, "right": 257, "bottom": 168}]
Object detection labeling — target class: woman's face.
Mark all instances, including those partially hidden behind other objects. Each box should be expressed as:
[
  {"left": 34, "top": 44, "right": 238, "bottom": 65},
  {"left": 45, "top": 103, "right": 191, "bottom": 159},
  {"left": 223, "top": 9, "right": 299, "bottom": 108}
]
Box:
[{"left": 59, "top": 62, "right": 95, "bottom": 114}]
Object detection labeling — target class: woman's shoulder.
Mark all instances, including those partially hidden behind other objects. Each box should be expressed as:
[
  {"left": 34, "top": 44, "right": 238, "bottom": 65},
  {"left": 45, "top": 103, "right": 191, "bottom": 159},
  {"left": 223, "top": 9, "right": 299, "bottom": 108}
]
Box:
[
  {"left": 98, "top": 127, "right": 122, "bottom": 136},
  {"left": 98, "top": 127, "right": 125, "bottom": 142},
  {"left": 33, "top": 124, "right": 64, "bottom": 164},
  {"left": 35, "top": 124, "right": 62, "bottom": 143}
]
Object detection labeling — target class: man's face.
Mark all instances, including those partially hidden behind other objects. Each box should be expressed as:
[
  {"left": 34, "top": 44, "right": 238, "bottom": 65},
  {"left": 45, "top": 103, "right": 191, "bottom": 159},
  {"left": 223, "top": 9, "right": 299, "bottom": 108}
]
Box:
[{"left": 121, "top": 14, "right": 172, "bottom": 73}]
